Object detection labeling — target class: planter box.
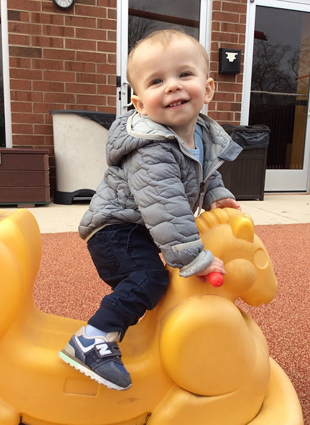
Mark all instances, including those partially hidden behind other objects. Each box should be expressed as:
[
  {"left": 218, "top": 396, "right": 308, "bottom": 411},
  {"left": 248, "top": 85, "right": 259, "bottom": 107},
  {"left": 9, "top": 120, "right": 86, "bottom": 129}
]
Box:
[{"left": 0, "top": 148, "right": 50, "bottom": 205}]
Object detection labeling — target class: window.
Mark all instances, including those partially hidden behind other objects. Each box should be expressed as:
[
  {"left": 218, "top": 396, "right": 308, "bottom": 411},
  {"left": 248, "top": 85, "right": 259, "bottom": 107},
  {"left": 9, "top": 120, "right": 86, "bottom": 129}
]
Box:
[{"left": 128, "top": 0, "right": 201, "bottom": 53}]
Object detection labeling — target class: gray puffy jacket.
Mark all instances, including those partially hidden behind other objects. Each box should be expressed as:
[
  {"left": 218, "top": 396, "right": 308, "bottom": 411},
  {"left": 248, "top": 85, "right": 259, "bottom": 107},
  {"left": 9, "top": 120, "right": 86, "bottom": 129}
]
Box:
[{"left": 79, "top": 110, "right": 242, "bottom": 277}]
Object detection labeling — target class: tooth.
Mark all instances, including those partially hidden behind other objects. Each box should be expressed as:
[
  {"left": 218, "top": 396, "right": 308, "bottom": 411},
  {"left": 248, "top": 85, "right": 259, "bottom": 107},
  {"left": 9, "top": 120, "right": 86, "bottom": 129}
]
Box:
[{"left": 170, "top": 102, "right": 181, "bottom": 107}]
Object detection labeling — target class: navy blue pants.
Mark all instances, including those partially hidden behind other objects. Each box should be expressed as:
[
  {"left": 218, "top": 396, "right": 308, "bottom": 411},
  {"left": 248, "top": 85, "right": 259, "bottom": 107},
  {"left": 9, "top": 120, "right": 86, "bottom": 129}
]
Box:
[{"left": 87, "top": 223, "right": 169, "bottom": 339}]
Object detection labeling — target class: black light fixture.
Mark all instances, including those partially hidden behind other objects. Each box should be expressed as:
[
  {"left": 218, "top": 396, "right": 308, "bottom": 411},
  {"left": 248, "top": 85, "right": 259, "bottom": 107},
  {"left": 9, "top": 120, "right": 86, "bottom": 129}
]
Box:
[{"left": 219, "top": 48, "right": 242, "bottom": 74}]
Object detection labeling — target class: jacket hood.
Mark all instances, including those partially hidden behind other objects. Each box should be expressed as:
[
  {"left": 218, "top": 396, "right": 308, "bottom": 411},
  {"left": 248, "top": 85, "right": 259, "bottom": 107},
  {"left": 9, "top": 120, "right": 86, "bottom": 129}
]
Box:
[
  {"left": 106, "top": 110, "right": 242, "bottom": 167},
  {"left": 106, "top": 110, "right": 175, "bottom": 166}
]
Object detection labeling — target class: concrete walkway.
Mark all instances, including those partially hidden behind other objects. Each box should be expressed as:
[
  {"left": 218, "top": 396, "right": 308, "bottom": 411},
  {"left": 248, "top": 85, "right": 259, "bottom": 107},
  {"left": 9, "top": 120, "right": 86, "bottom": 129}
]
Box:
[{"left": 2, "top": 193, "right": 310, "bottom": 233}]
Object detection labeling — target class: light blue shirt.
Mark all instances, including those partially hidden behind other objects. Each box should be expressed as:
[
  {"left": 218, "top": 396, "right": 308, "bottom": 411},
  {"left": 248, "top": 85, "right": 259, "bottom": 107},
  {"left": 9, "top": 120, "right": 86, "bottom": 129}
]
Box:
[{"left": 189, "top": 124, "right": 204, "bottom": 166}]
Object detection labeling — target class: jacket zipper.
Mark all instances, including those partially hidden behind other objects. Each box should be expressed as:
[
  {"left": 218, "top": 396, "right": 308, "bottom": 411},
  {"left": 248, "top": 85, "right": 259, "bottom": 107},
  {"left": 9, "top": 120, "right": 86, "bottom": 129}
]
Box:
[
  {"left": 175, "top": 136, "right": 224, "bottom": 216},
  {"left": 197, "top": 159, "right": 224, "bottom": 216}
]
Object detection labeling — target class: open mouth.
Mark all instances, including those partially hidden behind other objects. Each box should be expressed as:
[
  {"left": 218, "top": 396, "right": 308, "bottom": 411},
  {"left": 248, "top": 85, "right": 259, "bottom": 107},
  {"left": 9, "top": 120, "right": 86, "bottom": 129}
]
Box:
[{"left": 166, "top": 100, "right": 188, "bottom": 108}]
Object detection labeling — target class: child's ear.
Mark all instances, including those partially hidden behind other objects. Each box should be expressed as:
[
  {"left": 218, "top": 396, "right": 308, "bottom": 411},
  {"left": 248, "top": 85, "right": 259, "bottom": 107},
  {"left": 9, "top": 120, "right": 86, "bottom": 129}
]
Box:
[
  {"left": 204, "top": 78, "right": 215, "bottom": 105},
  {"left": 131, "top": 95, "right": 147, "bottom": 115}
]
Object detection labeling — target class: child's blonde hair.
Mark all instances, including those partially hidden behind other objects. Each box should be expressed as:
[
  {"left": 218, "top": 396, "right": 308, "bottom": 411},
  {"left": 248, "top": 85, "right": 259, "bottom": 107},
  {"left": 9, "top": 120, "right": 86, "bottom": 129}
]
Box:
[{"left": 127, "top": 29, "right": 210, "bottom": 91}]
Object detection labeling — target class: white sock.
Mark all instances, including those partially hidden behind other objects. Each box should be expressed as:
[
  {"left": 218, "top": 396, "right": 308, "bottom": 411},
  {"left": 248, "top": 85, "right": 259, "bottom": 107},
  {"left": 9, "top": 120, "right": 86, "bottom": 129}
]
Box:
[{"left": 85, "top": 324, "right": 108, "bottom": 338}]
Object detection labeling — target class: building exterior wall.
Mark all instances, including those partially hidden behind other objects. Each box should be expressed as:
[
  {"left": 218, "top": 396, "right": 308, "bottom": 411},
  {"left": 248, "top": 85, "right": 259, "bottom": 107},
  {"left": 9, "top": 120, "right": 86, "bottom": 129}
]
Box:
[
  {"left": 6, "top": 0, "right": 246, "bottom": 194},
  {"left": 208, "top": 0, "right": 247, "bottom": 124},
  {"left": 7, "top": 0, "right": 117, "bottom": 192}
]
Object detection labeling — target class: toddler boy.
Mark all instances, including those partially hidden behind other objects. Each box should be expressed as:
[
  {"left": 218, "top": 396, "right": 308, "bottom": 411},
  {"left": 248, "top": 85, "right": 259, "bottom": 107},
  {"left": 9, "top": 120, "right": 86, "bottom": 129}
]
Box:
[{"left": 59, "top": 29, "right": 242, "bottom": 391}]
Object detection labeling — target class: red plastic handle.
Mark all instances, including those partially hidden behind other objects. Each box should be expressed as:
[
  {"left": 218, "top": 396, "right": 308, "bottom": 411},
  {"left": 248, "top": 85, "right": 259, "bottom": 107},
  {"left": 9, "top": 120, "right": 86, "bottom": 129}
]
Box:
[{"left": 206, "top": 272, "right": 224, "bottom": 287}]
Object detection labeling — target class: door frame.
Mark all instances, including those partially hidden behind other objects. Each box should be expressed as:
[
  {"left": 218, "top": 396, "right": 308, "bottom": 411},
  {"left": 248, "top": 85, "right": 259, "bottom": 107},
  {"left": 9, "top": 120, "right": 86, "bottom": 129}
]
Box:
[
  {"left": 116, "top": 0, "right": 212, "bottom": 118},
  {"left": 1, "top": 0, "right": 12, "bottom": 147},
  {"left": 241, "top": 0, "right": 310, "bottom": 193}
]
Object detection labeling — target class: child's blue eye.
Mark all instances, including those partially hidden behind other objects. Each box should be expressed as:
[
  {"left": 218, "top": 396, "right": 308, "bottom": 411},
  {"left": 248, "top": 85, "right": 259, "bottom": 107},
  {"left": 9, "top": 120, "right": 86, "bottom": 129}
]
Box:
[
  {"left": 151, "top": 78, "right": 163, "bottom": 85},
  {"left": 180, "top": 72, "right": 191, "bottom": 78}
]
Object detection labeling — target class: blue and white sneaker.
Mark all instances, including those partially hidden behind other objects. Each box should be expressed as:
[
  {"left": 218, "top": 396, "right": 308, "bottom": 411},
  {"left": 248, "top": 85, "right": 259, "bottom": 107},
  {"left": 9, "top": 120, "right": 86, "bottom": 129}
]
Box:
[{"left": 58, "top": 327, "right": 132, "bottom": 391}]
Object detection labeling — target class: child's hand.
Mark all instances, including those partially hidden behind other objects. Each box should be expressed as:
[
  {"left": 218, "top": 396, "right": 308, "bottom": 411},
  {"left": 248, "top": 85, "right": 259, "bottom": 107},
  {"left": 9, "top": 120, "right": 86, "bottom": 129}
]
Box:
[
  {"left": 210, "top": 198, "right": 241, "bottom": 210},
  {"left": 195, "top": 257, "right": 226, "bottom": 282}
]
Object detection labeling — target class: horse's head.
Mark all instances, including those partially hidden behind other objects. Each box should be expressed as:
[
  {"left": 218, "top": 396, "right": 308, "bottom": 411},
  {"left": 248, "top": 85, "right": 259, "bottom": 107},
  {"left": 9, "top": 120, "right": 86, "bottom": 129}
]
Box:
[{"left": 196, "top": 208, "right": 277, "bottom": 306}]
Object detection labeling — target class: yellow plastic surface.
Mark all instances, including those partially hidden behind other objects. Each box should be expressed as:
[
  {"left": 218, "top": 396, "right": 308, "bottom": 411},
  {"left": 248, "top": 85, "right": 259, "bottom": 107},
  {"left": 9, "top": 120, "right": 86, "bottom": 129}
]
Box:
[{"left": 0, "top": 208, "right": 304, "bottom": 425}]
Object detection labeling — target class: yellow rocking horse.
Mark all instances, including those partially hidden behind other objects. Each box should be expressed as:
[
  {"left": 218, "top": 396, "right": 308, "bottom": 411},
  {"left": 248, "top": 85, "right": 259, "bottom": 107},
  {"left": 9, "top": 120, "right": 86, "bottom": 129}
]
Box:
[{"left": 0, "top": 208, "right": 303, "bottom": 425}]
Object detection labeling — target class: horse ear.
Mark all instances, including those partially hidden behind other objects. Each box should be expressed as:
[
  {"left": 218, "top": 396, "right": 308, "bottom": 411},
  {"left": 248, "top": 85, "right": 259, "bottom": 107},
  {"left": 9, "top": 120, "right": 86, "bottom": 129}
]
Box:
[{"left": 228, "top": 214, "right": 254, "bottom": 243}]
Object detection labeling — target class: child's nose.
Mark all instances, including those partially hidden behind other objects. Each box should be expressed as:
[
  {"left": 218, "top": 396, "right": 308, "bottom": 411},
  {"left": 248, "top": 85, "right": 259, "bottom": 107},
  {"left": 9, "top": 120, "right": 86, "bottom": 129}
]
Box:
[{"left": 165, "top": 79, "right": 183, "bottom": 93}]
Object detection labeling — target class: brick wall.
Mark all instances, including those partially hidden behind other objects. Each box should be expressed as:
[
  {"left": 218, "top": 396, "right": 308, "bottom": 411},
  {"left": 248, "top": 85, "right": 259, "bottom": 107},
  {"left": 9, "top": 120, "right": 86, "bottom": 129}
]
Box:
[
  {"left": 7, "top": 0, "right": 117, "bottom": 193},
  {"left": 208, "top": 0, "right": 247, "bottom": 125},
  {"left": 6, "top": 0, "right": 247, "bottom": 195}
]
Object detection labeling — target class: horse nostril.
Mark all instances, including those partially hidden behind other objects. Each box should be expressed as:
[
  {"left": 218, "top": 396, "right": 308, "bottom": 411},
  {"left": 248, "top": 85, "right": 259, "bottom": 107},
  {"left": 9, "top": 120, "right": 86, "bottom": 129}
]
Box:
[{"left": 254, "top": 248, "right": 269, "bottom": 269}]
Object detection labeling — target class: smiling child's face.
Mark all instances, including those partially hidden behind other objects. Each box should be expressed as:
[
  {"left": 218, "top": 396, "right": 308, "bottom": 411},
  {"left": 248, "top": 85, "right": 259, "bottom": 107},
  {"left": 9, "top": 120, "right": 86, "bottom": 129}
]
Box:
[{"left": 129, "top": 36, "right": 215, "bottom": 138}]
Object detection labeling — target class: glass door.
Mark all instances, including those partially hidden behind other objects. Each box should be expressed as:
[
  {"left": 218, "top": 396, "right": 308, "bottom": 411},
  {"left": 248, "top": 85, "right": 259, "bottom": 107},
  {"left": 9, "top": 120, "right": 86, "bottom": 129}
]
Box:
[
  {"left": 116, "top": 0, "right": 211, "bottom": 117},
  {"left": 242, "top": 0, "right": 310, "bottom": 192}
]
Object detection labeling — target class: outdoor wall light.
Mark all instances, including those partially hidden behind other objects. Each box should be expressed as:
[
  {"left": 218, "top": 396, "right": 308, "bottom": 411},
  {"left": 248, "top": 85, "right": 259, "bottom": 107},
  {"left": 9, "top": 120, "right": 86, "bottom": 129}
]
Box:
[{"left": 219, "top": 48, "right": 242, "bottom": 74}]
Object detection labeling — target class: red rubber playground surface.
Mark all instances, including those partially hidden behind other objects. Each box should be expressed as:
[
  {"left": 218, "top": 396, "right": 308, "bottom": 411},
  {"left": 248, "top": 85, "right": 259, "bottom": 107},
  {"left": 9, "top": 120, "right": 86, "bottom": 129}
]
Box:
[{"left": 34, "top": 223, "right": 310, "bottom": 424}]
